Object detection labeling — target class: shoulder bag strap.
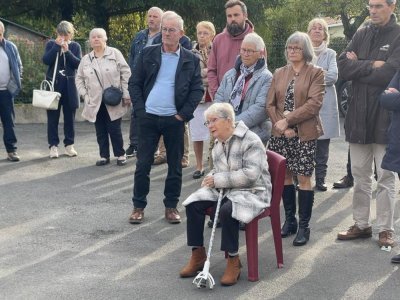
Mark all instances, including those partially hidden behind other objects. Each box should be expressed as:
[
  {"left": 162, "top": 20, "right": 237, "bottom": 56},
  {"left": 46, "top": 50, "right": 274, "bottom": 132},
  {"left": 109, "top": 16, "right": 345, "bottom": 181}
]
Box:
[
  {"left": 51, "top": 53, "right": 59, "bottom": 91},
  {"left": 90, "top": 54, "right": 104, "bottom": 90}
]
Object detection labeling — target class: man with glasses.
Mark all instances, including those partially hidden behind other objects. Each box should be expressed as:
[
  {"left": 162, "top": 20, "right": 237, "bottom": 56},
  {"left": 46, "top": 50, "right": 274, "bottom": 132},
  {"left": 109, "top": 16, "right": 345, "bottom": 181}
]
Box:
[
  {"left": 125, "top": 7, "right": 191, "bottom": 158},
  {"left": 128, "top": 11, "right": 203, "bottom": 224},
  {"left": 337, "top": 0, "right": 400, "bottom": 248},
  {"left": 0, "top": 21, "right": 22, "bottom": 162}
]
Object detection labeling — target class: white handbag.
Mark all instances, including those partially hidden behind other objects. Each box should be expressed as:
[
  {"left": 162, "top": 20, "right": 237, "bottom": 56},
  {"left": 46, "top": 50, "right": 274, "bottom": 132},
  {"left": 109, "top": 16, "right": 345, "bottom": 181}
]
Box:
[{"left": 32, "top": 53, "right": 61, "bottom": 110}]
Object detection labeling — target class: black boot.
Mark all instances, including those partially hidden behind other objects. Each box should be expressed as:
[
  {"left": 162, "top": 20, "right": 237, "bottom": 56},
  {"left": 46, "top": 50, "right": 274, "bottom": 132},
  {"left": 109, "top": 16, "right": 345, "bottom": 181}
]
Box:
[
  {"left": 293, "top": 189, "right": 314, "bottom": 246},
  {"left": 281, "top": 185, "right": 298, "bottom": 238}
]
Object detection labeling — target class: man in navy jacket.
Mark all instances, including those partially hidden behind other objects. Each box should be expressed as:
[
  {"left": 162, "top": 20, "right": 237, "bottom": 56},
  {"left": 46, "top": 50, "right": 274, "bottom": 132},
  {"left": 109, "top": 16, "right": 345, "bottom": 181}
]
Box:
[
  {"left": 128, "top": 11, "right": 203, "bottom": 224},
  {"left": 0, "top": 21, "right": 22, "bottom": 162}
]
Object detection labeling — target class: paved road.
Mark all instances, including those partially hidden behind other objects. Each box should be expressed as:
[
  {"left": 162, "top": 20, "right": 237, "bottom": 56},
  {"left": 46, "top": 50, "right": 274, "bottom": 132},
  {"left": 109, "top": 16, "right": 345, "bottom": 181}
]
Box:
[{"left": 0, "top": 121, "right": 399, "bottom": 299}]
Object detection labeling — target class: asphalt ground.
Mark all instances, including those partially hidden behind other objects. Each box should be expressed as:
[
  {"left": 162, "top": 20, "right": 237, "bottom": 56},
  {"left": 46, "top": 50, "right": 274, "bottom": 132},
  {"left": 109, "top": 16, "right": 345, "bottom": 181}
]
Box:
[{"left": 0, "top": 120, "right": 399, "bottom": 299}]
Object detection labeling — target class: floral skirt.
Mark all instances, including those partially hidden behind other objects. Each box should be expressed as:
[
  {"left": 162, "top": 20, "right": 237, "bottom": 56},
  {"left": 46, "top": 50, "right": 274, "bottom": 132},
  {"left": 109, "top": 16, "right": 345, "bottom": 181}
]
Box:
[{"left": 268, "top": 135, "right": 316, "bottom": 177}]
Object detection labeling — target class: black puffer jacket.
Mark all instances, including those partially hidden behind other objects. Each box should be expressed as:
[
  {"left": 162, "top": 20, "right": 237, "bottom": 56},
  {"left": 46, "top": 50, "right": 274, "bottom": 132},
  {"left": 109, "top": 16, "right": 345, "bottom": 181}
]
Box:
[{"left": 338, "top": 14, "right": 400, "bottom": 144}]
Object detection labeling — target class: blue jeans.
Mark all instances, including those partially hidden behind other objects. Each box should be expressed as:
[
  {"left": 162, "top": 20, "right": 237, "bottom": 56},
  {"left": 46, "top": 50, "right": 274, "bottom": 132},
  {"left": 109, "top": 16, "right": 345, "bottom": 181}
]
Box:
[
  {"left": 132, "top": 113, "right": 184, "bottom": 209},
  {"left": 0, "top": 90, "right": 17, "bottom": 152}
]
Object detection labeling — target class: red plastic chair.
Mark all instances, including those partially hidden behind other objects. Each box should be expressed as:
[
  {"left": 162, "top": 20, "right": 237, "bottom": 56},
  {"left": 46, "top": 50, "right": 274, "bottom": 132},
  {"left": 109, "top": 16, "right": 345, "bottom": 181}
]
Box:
[
  {"left": 206, "top": 150, "right": 286, "bottom": 281},
  {"left": 244, "top": 150, "right": 286, "bottom": 281}
]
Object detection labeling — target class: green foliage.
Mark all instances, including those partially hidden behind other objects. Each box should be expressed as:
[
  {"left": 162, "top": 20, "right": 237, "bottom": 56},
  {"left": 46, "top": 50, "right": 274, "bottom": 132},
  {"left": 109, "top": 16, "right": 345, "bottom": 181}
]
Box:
[{"left": 8, "top": 35, "right": 47, "bottom": 104}]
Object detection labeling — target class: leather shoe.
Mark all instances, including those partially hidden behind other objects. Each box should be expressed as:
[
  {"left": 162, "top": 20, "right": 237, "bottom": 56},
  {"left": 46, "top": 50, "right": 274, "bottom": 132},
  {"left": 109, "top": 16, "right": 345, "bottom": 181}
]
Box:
[
  {"left": 333, "top": 175, "right": 353, "bottom": 189},
  {"left": 391, "top": 254, "right": 400, "bottom": 264},
  {"left": 129, "top": 208, "right": 144, "bottom": 224},
  {"left": 165, "top": 208, "right": 181, "bottom": 224},
  {"left": 315, "top": 178, "right": 327, "bottom": 191},
  {"left": 96, "top": 158, "right": 110, "bottom": 166}
]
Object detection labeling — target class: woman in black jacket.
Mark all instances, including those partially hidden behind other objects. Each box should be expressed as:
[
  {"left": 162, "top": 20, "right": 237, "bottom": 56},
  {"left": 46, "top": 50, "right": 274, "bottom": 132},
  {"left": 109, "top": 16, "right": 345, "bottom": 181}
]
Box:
[{"left": 43, "top": 21, "right": 81, "bottom": 158}]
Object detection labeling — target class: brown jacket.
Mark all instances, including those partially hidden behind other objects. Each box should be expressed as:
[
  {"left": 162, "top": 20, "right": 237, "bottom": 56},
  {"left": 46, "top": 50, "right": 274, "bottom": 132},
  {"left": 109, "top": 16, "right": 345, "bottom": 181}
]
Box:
[
  {"left": 76, "top": 46, "right": 131, "bottom": 122},
  {"left": 266, "top": 63, "right": 325, "bottom": 142}
]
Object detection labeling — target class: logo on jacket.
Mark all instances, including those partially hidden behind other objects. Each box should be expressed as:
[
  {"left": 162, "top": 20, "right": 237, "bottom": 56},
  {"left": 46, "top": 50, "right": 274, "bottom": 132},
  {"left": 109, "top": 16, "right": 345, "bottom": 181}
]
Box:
[{"left": 380, "top": 44, "right": 390, "bottom": 51}]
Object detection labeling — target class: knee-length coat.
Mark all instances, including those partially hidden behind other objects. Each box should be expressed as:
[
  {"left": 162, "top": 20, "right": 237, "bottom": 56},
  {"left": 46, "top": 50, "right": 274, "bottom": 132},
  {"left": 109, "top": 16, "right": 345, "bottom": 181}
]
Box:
[{"left": 183, "top": 121, "right": 272, "bottom": 223}]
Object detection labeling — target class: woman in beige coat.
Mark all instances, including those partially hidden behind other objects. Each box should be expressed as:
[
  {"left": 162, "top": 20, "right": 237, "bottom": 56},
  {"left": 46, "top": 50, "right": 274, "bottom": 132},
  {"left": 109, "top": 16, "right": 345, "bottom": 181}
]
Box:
[{"left": 76, "top": 28, "right": 131, "bottom": 166}]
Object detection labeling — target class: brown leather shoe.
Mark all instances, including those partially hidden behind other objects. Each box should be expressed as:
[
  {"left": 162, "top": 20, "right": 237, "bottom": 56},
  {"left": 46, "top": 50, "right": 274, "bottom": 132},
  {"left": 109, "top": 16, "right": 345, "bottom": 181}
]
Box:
[
  {"left": 337, "top": 224, "right": 372, "bottom": 240},
  {"left": 379, "top": 230, "right": 395, "bottom": 247},
  {"left": 165, "top": 208, "right": 181, "bottom": 224},
  {"left": 220, "top": 255, "right": 242, "bottom": 286},
  {"left": 179, "top": 247, "right": 207, "bottom": 278},
  {"left": 153, "top": 155, "right": 167, "bottom": 165},
  {"left": 129, "top": 208, "right": 144, "bottom": 224}
]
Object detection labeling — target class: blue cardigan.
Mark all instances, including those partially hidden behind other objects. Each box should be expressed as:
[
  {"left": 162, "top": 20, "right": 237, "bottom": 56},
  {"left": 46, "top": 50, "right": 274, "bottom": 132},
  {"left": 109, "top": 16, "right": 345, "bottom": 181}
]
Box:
[
  {"left": 379, "top": 70, "right": 400, "bottom": 173},
  {"left": 42, "top": 40, "right": 81, "bottom": 109},
  {"left": 2, "top": 39, "right": 22, "bottom": 96}
]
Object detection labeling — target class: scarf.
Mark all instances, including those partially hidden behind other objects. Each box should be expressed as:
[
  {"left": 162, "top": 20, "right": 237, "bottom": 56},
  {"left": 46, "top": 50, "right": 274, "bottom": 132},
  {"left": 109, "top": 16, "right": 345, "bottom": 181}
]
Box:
[
  {"left": 312, "top": 41, "right": 327, "bottom": 64},
  {"left": 229, "top": 62, "right": 256, "bottom": 111}
]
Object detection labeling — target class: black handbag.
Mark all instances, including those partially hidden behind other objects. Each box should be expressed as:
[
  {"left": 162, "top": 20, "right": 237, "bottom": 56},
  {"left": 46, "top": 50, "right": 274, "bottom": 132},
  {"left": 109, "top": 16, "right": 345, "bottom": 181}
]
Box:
[
  {"left": 91, "top": 56, "right": 123, "bottom": 106},
  {"left": 102, "top": 86, "right": 123, "bottom": 106}
]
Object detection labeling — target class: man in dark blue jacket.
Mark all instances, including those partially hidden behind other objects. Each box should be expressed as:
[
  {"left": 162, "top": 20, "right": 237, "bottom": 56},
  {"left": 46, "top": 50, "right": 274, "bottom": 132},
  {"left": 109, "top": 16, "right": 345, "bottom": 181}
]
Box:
[
  {"left": 126, "top": 7, "right": 191, "bottom": 158},
  {"left": 128, "top": 11, "right": 203, "bottom": 224},
  {"left": 0, "top": 21, "right": 22, "bottom": 162}
]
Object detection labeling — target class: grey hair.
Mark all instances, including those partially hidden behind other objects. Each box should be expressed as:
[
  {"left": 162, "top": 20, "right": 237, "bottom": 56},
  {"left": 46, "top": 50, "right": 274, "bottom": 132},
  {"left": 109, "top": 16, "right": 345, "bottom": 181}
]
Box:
[
  {"left": 242, "top": 32, "right": 265, "bottom": 51},
  {"left": 89, "top": 28, "right": 107, "bottom": 42},
  {"left": 57, "top": 21, "right": 75, "bottom": 38},
  {"left": 148, "top": 6, "right": 164, "bottom": 16},
  {"left": 386, "top": 0, "right": 396, "bottom": 5},
  {"left": 307, "top": 18, "right": 330, "bottom": 45},
  {"left": 204, "top": 103, "right": 235, "bottom": 123},
  {"left": 162, "top": 11, "right": 184, "bottom": 31},
  {"left": 284, "top": 31, "right": 315, "bottom": 63},
  {"left": 0, "top": 21, "right": 4, "bottom": 33}
]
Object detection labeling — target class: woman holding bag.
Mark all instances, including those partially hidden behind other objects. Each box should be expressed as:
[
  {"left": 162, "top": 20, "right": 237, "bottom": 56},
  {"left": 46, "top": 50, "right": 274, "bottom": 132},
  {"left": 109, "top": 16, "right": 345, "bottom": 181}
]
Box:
[
  {"left": 76, "top": 28, "right": 131, "bottom": 166},
  {"left": 43, "top": 20, "right": 81, "bottom": 159}
]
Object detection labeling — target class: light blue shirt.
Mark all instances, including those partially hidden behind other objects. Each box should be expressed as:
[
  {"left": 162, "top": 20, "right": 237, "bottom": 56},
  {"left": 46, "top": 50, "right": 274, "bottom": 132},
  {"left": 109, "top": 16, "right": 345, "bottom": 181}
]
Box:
[{"left": 145, "top": 47, "right": 180, "bottom": 116}]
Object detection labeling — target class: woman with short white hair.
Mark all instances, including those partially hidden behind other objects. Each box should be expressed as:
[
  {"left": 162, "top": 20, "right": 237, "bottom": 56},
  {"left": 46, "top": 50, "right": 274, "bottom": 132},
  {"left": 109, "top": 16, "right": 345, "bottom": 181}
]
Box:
[
  {"left": 76, "top": 28, "right": 131, "bottom": 166},
  {"left": 180, "top": 102, "right": 272, "bottom": 286}
]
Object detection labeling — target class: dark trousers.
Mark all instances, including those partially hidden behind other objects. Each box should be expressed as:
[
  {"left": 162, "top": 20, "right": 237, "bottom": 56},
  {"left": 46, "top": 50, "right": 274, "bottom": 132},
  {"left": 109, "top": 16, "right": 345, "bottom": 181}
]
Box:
[
  {"left": 0, "top": 90, "right": 17, "bottom": 152},
  {"left": 132, "top": 113, "right": 184, "bottom": 209},
  {"left": 346, "top": 147, "right": 353, "bottom": 179},
  {"left": 186, "top": 198, "right": 240, "bottom": 253},
  {"left": 47, "top": 90, "right": 76, "bottom": 147},
  {"left": 315, "top": 139, "right": 330, "bottom": 179},
  {"left": 94, "top": 102, "right": 125, "bottom": 158},
  {"left": 128, "top": 109, "right": 139, "bottom": 147}
]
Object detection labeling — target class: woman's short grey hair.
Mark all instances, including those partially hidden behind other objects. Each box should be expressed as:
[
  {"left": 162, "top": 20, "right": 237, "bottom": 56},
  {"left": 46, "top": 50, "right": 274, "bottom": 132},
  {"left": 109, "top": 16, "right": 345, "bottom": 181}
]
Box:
[
  {"left": 242, "top": 32, "right": 265, "bottom": 51},
  {"left": 0, "top": 21, "right": 5, "bottom": 33},
  {"left": 57, "top": 21, "right": 75, "bottom": 38},
  {"left": 204, "top": 103, "right": 235, "bottom": 123},
  {"left": 162, "top": 11, "right": 184, "bottom": 31},
  {"left": 307, "top": 18, "right": 330, "bottom": 45},
  {"left": 89, "top": 28, "right": 107, "bottom": 42},
  {"left": 284, "top": 31, "right": 315, "bottom": 63}
]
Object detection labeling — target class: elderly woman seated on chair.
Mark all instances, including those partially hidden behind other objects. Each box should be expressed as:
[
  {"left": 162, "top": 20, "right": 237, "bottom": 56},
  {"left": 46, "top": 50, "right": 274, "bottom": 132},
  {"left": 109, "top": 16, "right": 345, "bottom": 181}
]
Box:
[{"left": 179, "top": 103, "right": 272, "bottom": 286}]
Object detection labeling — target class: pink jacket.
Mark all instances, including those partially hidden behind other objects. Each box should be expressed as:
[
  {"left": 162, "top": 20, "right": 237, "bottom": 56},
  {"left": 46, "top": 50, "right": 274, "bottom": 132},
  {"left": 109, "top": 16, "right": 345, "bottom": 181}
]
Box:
[{"left": 207, "top": 20, "right": 254, "bottom": 98}]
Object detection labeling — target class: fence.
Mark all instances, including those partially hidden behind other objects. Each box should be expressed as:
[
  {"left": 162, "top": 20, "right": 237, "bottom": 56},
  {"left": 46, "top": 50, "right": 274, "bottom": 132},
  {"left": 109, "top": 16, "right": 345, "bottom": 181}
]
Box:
[{"left": 12, "top": 37, "right": 348, "bottom": 104}]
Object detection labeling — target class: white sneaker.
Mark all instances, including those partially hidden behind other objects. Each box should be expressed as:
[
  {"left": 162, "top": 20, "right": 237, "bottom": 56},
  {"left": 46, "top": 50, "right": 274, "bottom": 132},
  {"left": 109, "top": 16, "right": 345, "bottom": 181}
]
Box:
[
  {"left": 65, "top": 145, "right": 78, "bottom": 157},
  {"left": 49, "top": 146, "right": 59, "bottom": 158}
]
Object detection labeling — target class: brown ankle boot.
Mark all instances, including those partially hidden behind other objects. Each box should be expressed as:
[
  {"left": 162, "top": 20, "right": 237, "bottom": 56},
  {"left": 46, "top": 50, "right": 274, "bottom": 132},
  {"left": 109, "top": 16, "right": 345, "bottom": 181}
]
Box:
[
  {"left": 179, "top": 247, "right": 207, "bottom": 278},
  {"left": 220, "top": 255, "right": 242, "bottom": 286}
]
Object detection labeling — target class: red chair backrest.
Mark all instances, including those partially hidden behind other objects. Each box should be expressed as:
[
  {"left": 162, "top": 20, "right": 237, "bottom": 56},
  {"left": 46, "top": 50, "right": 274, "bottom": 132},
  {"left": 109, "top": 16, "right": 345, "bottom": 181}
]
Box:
[{"left": 266, "top": 150, "right": 286, "bottom": 211}]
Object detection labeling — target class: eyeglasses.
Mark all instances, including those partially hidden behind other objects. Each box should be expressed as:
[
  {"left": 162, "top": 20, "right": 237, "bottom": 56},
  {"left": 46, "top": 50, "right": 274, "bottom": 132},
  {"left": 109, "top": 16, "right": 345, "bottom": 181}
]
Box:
[
  {"left": 240, "top": 48, "right": 258, "bottom": 55},
  {"left": 204, "top": 117, "right": 226, "bottom": 127},
  {"left": 366, "top": 4, "right": 385, "bottom": 10},
  {"left": 161, "top": 27, "right": 179, "bottom": 33},
  {"left": 286, "top": 46, "right": 303, "bottom": 53}
]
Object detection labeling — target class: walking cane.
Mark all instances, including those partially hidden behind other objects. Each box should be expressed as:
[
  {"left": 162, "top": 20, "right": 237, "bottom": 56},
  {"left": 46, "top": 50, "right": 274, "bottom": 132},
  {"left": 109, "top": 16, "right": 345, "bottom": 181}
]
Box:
[{"left": 193, "top": 189, "right": 224, "bottom": 289}]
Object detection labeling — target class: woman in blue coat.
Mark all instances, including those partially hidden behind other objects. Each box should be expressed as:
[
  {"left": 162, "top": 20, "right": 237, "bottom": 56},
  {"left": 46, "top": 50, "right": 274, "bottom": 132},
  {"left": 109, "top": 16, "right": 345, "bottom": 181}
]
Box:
[
  {"left": 379, "top": 70, "right": 400, "bottom": 264},
  {"left": 43, "top": 21, "right": 81, "bottom": 158}
]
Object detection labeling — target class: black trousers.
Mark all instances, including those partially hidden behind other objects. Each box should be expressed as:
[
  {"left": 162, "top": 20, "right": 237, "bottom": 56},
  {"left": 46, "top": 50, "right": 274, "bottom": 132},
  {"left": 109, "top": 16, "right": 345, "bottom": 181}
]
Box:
[
  {"left": 0, "top": 90, "right": 17, "bottom": 152},
  {"left": 315, "top": 139, "right": 330, "bottom": 179},
  {"left": 128, "top": 108, "right": 139, "bottom": 147},
  {"left": 186, "top": 198, "right": 240, "bottom": 253},
  {"left": 94, "top": 102, "right": 125, "bottom": 158}
]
